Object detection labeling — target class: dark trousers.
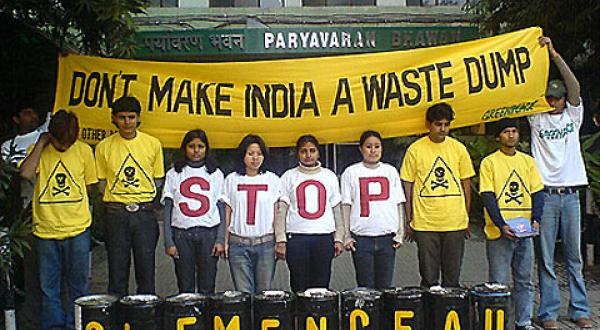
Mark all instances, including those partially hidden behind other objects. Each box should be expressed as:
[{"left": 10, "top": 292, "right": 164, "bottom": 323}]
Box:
[
  {"left": 172, "top": 226, "right": 218, "bottom": 294},
  {"left": 414, "top": 230, "right": 465, "bottom": 288},
  {"left": 286, "top": 233, "right": 334, "bottom": 292},
  {"left": 351, "top": 233, "right": 396, "bottom": 289},
  {"left": 104, "top": 207, "right": 159, "bottom": 297}
]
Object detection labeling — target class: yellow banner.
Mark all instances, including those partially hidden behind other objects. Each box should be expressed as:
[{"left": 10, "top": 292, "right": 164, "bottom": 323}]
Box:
[{"left": 53, "top": 27, "right": 551, "bottom": 149}]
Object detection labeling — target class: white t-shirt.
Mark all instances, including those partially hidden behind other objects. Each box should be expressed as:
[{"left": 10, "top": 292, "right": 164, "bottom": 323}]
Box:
[
  {"left": 528, "top": 100, "right": 588, "bottom": 186},
  {"left": 221, "top": 171, "right": 281, "bottom": 237},
  {"left": 161, "top": 166, "right": 224, "bottom": 229},
  {"left": 280, "top": 167, "right": 341, "bottom": 234},
  {"left": 341, "top": 162, "right": 405, "bottom": 236}
]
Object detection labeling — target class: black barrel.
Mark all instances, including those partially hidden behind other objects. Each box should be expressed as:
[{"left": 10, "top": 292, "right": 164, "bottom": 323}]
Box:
[
  {"left": 74, "top": 294, "right": 119, "bottom": 330},
  {"left": 470, "top": 283, "right": 511, "bottom": 330},
  {"left": 254, "top": 290, "right": 295, "bottom": 329},
  {"left": 296, "top": 288, "right": 339, "bottom": 330},
  {"left": 163, "top": 293, "right": 210, "bottom": 330},
  {"left": 341, "top": 288, "right": 382, "bottom": 330},
  {"left": 382, "top": 287, "right": 425, "bottom": 330},
  {"left": 118, "top": 294, "right": 162, "bottom": 330},
  {"left": 209, "top": 291, "right": 251, "bottom": 330},
  {"left": 426, "top": 287, "right": 469, "bottom": 330}
]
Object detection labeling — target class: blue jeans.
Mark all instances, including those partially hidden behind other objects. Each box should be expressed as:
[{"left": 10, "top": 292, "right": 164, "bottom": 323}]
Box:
[
  {"left": 286, "top": 233, "right": 334, "bottom": 292},
  {"left": 487, "top": 236, "right": 534, "bottom": 327},
  {"left": 172, "top": 226, "right": 218, "bottom": 294},
  {"left": 228, "top": 240, "right": 275, "bottom": 294},
  {"left": 36, "top": 229, "right": 90, "bottom": 330},
  {"left": 351, "top": 234, "right": 396, "bottom": 289},
  {"left": 538, "top": 191, "right": 590, "bottom": 321}
]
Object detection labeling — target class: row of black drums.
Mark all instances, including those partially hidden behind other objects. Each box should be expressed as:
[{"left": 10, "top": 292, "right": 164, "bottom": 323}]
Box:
[{"left": 75, "top": 284, "right": 510, "bottom": 330}]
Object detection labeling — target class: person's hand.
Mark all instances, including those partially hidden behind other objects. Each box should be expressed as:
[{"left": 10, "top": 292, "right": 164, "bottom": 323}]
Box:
[
  {"left": 404, "top": 223, "right": 415, "bottom": 242},
  {"left": 344, "top": 239, "right": 357, "bottom": 252},
  {"left": 37, "top": 132, "right": 52, "bottom": 147},
  {"left": 392, "top": 241, "right": 403, "bottom": 249},
  {"left": 532, "top": 221, "right": 540, "bottom": 233},
  {"left": 165, "top": 246, "right": 179, "bottom": 259},
  {"left": 464, "top": 226, "right": 472, "bottom": 240},
  {"left": 212, "top": 243, "right": 225, "bottom": 257},
  {"left": 501, "top": 225, "right": 517, "bottom": 240},
  {"left": 275, "top": 242, "right": 286, "bottom": 260},
  {"left": 538, "top": 36, "right": 558, "bottom": 59},
  {"left": 334, "top": 242, "right": 344, "bottom": 257},
  {"left": 222, "top": 242, "right": 229, "bottom": 259}
]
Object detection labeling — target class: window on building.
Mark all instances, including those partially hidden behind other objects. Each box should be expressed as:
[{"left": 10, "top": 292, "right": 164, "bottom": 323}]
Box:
[
  {"left": 210, "top": 0, "right": 269, "bottom": 6},
  {"left": 406, "top": 0, "right": 468, "bottom": 5},
  {"left": 304, "top": 0, "right": 375, "bottom": 5},
  {"left": 148, "top": 0, "right": 178, "bottom": 7}
]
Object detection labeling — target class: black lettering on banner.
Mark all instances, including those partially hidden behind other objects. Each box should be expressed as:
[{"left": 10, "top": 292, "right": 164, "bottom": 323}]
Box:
[
  {"left": 481, "top": 54, "right": 499, "bottom": 89},
  {"left": 496, "top": 49, "right": 519, "bottom": 87},
  {"left": 271, "top": 84, "right": 289, "bottom": 118},
  {"left": 83, "top": 72, "right": 100, "bottom": 107},
  {"left": 296, "top": 82, "right": 320, "bottom": 118},
  {"left": 515, "top": 47, "right": 531, "bottom": 84},
  {"left": 215, "top": 83, "right": 233, "bottom": 117},
  {"left": 148, "top": 76, "right": 174, "bottom": 112},
  {"left": 69, "top": 71, "right": 136, "bottom": 108},
  {"left": 362, "top": 74, "right": 386, "bottom": 111},
  {"left": 248, "top": 84, "right": 271, "bottom": 118},
  {"left": 401, "top": 69, "right": 421, "bottom": 106},
  {"left": 384, "top": 73, "right": 403, "bottom": 109},
  {"left": 100, "top": 73, "right": 117, "bottom": 108},
  {"left": 436, "top": 61, "right": 454, "bottom": 99},
  {"left": 464, "top": 57, "right": 483, "bottom": 94},
  {"left": 196, "top": 83, "right": 215, "bottom": 115},
  {"left": 69, "top": 71, "right": 86, "bottom": 106},
  {"left": 80, "top": 128, "right": 108, "bottom": 141},
  {"left": 174, "top": 79, "right": 193, "bottom": 113},
  {"left": 121, "top": 74, "right": 137, "bottom": 96},
  {"left": 417, "top": 64, "right": 436, "bottom": 102},
  {"left": 331, "top": 78, "right": 354, "bottom": 115}
]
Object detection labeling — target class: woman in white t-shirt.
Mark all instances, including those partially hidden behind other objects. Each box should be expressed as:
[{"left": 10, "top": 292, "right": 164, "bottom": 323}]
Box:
[
  {"left": 276, "top": 135, "right": 344, "bottom": 292},
  {"left": 341, "top": 130, "right": 406, "bottom": 289},
  {"left": 161, "top": 129, "right": 225, "bottom": 294},
  {"left": 221, "top": 134, "right": 281, "bottom": 294}
]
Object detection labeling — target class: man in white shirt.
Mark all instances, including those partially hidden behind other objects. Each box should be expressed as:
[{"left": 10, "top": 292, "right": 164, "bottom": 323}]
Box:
[{"left": 528, "top": 36, "right": 592, "bottom": 329}]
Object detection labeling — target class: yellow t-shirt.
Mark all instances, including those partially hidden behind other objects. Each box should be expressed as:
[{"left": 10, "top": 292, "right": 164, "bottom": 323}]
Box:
[
  {"left": 479, "top": 150, "right": 544, "bottom": 240},
  {"left": 32, "top": 140, "right": 98, "bottom": 239},
  {"left": 95, "top": 131, "right": 164, "bottom": 203},
  {"left": 400, "top": 136, "right": 475, "bottom": 231}
]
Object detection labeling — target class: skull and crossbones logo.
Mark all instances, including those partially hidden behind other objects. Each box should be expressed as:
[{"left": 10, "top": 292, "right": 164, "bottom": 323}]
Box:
[
  {"left": 504, "top": 181, "right": 523, "bottom": 205},
  {"left": 52, "top": 173, "right": 70, "bottom": 196},
  {"left": 431, "top": 166, "right": 449, "bottom": 190},
  {"left": 121, "top": 166, "right": 140, "bottom": 188}
]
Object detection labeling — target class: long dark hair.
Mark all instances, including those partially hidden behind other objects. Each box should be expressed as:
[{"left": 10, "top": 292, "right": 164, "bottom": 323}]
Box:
[
  {"left": 174, "top": 129, "right": 218, "bottom": 173},
  {"left": 235, "top": 134, "right": 269, "bottom": 175},
  {"left": 359, "top": 130, "right": 382, "bottom": 147}
]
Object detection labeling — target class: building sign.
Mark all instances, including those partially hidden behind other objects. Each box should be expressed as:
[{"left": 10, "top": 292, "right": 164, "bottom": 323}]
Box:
[{"left": 135, "top": 26, "right": 478, "bottom": 58}]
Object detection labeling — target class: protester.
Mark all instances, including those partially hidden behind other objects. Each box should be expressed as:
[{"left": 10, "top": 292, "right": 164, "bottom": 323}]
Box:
[
  {"left": 341, "top": 130, "right": 405, "bottom": 289},
  {"left": 95, "top": 95, "right": 164, "bottom": 297},
  {"left": 528, "top": 36, "right": 592, "bottom": 329},
  {"left": 221, "top": 134, "right": 281, "bottom": 294},
  {"left": 401, "top": 103, "right": 474, "bottom": 288},
  {"left": 161, "top": 129, "right": 225, "bottom": 294},
  {"left": 276, "top": 135, "right": 344, "bottom": 292},
  {"left": 480, "top": 118, "right": 544, "bottom": 330},
  {"left": 20, "top": 110, "right": 97, "bottom": 330}
]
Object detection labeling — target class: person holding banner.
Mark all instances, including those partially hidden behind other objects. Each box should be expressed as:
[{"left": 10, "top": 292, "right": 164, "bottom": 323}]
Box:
[
  {"left": 161, "top": 129, "right": 225, "bottom": 294},
  {"left": 221, "top": 134, "right": 281, "bottom": 294},
  {"left": 480, "top": 118, "right": 544, "bottom": 330},
  {"left": 275, "top": 135, "right": 344, "bottom": 292},
  {"left": 341, "top": 130, "right": 405, "bottom": 289},
  {"left": 401, "top": 103, "right": 474, "bottom": 288},
  {"left": 95, "top": 95, "right": 165, "bottom": 297},
  {"left": 20, "top": 110, "right": 97, "bottom": 330},
  {"left": 528, "top": 37, "right": 592, "bottom": 329}
]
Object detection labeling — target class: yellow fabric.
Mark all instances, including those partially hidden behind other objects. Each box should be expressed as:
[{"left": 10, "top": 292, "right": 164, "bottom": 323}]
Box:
[
  {"left": 480, "top": 150, "right": 544, "bottom": 240},
  {"left": 52, "top": 27, "right": 551, "bottom": 148},
  {"left": 32, "top": 141, "right": 98, "bottom": 239},
  {"left": 401, "top": 136, "right": 475, "bottom": 231},
  {"left": 95, "top": 131, "right": 164, "bottom": 203}
]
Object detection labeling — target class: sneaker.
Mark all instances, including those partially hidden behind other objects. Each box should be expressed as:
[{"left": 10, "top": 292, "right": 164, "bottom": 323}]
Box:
[
  {"left": 516, "top": 325, "right": 536, "bottom": 330},
  {"left": 572, "top": 317, "right": 593, "bottom": 328},
  {"left": 541, "top": 319, "right": 559, "bottom": 329}
]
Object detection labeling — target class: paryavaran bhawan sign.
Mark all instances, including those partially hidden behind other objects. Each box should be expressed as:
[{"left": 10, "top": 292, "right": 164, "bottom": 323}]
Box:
[{"left": 53, "top": 27, "right": 551, "bottom": 149}]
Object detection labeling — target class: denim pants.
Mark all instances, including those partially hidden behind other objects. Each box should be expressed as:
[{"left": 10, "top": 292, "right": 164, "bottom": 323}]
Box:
[
  {"left": 537, "top": 191, "right": 590, "bottom": 321},
  {"left": 414, "top": 230, "right": 465, "bottom": 288},
  {"left": 172, "top": 225, "right": 218, "bottom": 294},
  {"left": 36, "top": 229, "right": 90, "bottom": 330},
  {"left": 228, "top": 240, "right": 275, "bottom": 294},
  {"left": 286, "top": 233, "right": 334, "bottom": 292},
  {"left": 487, "top": 236, "right": 534, "bottom": 327},
  {"left": 104, "top": 207, "right": 159, "bottom": 296},
  {"left": 351, "top": 233, "right": 396, "bottom": 289}
]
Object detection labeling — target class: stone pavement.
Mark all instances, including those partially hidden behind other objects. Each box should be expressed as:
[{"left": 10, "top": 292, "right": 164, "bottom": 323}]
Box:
[{"left": 84, "top": 224, "right": 600, "bottom": 329}]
